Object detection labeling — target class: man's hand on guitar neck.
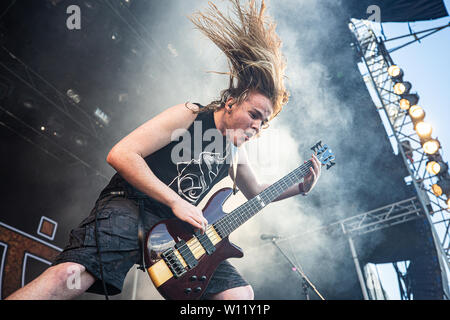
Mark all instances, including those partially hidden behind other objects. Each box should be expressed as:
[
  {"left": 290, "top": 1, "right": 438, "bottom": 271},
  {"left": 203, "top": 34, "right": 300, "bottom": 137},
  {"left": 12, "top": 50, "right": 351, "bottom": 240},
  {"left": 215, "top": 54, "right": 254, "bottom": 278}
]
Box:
[
  {"left": 170, "top": 199, "right": 209, "bottom": 234},
  {"left": 301, "top": 153, "right": 322, "bottom": 194}
]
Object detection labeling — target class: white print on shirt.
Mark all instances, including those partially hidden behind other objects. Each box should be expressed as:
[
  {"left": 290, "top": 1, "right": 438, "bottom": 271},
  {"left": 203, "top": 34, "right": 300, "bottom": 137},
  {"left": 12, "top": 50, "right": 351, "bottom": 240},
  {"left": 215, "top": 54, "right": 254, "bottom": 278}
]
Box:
[{"left": 168, "top": 151, "right": 228, "bottom": 204}]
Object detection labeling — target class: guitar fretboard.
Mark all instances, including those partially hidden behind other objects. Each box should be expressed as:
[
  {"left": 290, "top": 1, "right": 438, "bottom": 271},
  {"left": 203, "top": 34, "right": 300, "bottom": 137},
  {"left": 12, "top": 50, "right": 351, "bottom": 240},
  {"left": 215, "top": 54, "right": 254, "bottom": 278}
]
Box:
[{"left": 212, "top": 160, "right": 314, "bottom": 237}]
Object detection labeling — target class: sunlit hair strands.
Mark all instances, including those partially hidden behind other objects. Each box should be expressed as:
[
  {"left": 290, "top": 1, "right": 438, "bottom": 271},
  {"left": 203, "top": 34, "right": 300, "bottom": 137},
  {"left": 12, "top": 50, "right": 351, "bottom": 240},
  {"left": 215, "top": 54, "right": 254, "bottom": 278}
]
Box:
[{"left": 189, "top": 0, "right": 290, "bottom": 122}]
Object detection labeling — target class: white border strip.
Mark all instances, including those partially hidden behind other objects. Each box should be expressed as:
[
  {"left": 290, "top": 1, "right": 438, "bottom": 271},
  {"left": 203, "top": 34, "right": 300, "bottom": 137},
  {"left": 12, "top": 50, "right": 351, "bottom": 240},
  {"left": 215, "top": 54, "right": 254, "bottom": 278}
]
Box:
[
  {"left": 22, "top": 253, "right": 52, "bottom": 287},
  {"left": 0, "top": 242, "right": 7, "bottom": 299},
  {"left": 37, "top": 216, "right": 58, "bottom": 241},
  {"left": 0, "top": 221, "right": 62, "bottom": 252}
]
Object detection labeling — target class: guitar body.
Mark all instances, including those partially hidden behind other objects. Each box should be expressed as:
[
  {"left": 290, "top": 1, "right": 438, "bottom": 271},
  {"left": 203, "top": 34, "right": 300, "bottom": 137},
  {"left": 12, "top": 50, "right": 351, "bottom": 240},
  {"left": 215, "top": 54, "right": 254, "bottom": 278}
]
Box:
[
  {"left": 144, "top": 141, "right": 335, "bottom": 300},
  {"left": 144, "top": 188, "right": 244, "bottom": 300}
]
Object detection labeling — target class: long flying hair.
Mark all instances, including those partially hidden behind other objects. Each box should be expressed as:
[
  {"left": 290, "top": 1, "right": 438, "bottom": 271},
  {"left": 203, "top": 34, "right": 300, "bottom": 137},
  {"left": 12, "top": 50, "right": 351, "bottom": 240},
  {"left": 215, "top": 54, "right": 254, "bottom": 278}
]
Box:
[{"left": 189, "top": 0, "right": 289, "bottom": 121}]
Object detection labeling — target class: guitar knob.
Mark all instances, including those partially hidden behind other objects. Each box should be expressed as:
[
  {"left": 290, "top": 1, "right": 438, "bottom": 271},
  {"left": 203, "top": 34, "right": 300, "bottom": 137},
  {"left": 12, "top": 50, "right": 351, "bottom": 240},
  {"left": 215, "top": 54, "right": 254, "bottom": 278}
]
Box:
[
  {"left": 194, "top": 287, "right": 202, "bottom": 293},
  {"left": 200, "top": 275, "right": 207, "bottom": 281},
  {"left": 190, "top": 275, "right": 197, "bottom": 281},
  {"left": 184, "top": 288, "right": 192, "bottom": 294}
]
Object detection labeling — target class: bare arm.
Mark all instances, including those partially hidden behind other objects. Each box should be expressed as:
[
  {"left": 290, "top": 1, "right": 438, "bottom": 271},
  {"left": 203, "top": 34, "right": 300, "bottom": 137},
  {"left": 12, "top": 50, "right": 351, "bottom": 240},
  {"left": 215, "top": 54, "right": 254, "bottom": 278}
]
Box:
[
  {"left": 106, "top": 103, "right": 208, "bottom": 231},
  {"left": 230, "top": 148, "right": 320, "bottom": 201},
  {"left": 230, "top": 163, "right": 300, "bottom": 202}
]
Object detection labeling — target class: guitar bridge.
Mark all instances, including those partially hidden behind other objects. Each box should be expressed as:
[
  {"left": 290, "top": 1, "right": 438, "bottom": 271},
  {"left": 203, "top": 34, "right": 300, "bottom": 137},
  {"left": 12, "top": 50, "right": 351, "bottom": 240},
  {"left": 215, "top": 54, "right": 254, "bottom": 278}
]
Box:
[{"left": 161, "top": 248, "right": 186, "bottom": 279}]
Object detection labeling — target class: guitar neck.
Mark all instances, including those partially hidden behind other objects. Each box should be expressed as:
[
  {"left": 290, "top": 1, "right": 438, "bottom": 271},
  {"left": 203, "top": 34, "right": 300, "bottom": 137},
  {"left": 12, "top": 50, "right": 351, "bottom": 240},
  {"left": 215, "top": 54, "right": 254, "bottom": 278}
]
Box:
[{"left": 213, "top": 160, "right": 314, "bottom": 237}]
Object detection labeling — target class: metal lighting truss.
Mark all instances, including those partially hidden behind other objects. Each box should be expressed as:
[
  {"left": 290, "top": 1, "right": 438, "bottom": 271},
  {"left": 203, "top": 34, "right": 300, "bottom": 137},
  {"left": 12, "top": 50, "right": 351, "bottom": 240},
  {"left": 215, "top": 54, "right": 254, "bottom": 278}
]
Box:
[
  {"left": 348, "top": 19, "right": 450, "bottom": 277},
  {"left": 274, "top": 197, "right": 425, "bottom": 248},
  {"left": 339, "top": 197, "right": 423, "bottom": 300},
  {"left": 0, "top": 45, "right": 109, "bottom": 179},
  {"left": 253, "top": 197, "right": 424, "bottom": 299},
  {"left": 337, "top": 197, "right": 423, "bottom": 236}
]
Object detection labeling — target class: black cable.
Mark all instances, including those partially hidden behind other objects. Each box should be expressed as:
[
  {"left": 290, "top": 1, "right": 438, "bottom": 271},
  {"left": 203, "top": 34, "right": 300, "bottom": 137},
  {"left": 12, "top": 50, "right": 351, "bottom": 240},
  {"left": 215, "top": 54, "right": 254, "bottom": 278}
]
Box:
[{"left": 137, "top": 199, "right": 147, "bottom": 272}]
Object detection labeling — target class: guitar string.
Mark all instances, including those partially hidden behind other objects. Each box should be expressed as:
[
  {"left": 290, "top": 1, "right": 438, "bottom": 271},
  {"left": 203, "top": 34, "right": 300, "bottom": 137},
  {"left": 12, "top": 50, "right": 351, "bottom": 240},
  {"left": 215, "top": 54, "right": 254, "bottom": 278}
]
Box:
[
  {"left": 213, "top": 161, "right": 313, "bottom": 234},
  {"left": 171, "top": 161, "right": 315, "bottom": 264},
  {"left": 173, "top": 161, "right": 314, "bottom": 262},
  {"left": 204, "top": 161, "right": 312, "bottom": 243}
]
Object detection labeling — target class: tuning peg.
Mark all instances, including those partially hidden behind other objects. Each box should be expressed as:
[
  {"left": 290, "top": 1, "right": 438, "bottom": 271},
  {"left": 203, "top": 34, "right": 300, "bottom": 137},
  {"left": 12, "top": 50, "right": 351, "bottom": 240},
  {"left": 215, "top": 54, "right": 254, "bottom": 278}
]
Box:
[
  {"left": 311, "top": 141, "right": 322, "bottom": 152},
  {"left": 326, "top": 162, "right": 336, "bottom": 170}
]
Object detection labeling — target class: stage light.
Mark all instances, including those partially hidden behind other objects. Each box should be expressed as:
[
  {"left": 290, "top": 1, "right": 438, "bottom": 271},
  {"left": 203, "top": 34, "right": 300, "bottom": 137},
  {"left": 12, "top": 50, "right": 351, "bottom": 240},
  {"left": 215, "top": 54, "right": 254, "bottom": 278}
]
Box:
[
  {"left": 423, "top": 139, "right": 440, "bottom": 155},
  {"left": 393, "top": 81, "right": 411, "bottom": 95},
  {"left": 72, "top": 133, "right": 88, "bottom": 147},
  {"left": 387, "top": 105, "right": 398, "bottom": 117},
  {"left": 409, "top": 105, "right": 425, "bottom": 121},
  {"left": 431, "top": 179, "right": 450, "bottom": 197},
  {"left": 388, "top": 65, "right": 403, "bottom": 80},
  {"left": 110, "top": 30, "right": 121, "bottom": 43},
  {"left": 399, "top": 93, "right": 419, "bottom": 110},
  {"left": 431, "top": 184, "right": 442, "bottom": 196},
  {"left": 23, "top": 100, "right": 35, "bottom": 110},
  {"left": 66, "top": 89, "right": 81, "bottom": 104},
  {"left": 415, "top": 121, "right": 432, "bottom": 139},
  {"left": 94, "top": 107, "right": 110, "bottom": 126},
  {"left": 426, "top": 161, "right": 441, "bottom": 175},
  {"left": 426, "top": 160, "right": 448, "bottom": 175},
  {"left": 20, "top": 97, "right": 38, "bottom": 111},
  {"left": 447, "top": 197, "right": 450, "bottom": 208},
  {"left": 399, "top": 99, "right": 410, "bottom": 110}
]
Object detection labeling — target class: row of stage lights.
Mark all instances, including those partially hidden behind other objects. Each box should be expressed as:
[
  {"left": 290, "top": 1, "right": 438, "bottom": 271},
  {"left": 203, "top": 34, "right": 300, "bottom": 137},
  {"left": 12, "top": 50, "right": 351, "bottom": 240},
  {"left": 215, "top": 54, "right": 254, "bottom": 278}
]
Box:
[
  {"left": 388, "top": 65, "right": 439, "bottom": 154},
  {"left": 387, "top": 65, "right": 450, "bottom": 209}
]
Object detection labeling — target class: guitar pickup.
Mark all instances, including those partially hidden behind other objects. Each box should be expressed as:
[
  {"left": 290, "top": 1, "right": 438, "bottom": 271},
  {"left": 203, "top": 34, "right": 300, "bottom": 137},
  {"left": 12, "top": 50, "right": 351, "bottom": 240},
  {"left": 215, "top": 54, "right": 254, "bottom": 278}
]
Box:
[
  {"left": 161, "top": 248, "right": 186, "bottom": 279},
  {"left": 175, "top": 240, "right": 198, "bottom": 269},
  {"left": 194, "top": 230, "right": 216, "bottom": 255}
]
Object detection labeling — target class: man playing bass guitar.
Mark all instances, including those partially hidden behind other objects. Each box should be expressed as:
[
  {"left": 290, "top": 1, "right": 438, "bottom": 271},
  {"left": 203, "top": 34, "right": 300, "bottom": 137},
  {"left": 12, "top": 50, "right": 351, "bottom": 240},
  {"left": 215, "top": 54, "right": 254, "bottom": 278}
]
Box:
[{"left": 6, "top": 0, "right": 321, "bottom": 300}]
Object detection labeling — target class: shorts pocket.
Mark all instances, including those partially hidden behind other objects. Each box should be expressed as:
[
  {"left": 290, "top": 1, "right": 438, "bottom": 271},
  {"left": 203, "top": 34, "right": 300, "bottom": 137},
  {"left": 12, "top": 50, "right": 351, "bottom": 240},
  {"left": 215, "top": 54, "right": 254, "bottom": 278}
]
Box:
[
  {"left": 112, "top": 213, "right": 139, "bottom": 251},
  {"left": 82, "top": 209, "right": 113, "bottom": 249}
]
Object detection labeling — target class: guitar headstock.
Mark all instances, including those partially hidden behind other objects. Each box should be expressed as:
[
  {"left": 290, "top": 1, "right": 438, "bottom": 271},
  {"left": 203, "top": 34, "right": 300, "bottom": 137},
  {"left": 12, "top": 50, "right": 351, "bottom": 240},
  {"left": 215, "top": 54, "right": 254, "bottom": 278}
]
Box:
[{"left": 311, "top": 141, "right": 336, "bottom": 170}]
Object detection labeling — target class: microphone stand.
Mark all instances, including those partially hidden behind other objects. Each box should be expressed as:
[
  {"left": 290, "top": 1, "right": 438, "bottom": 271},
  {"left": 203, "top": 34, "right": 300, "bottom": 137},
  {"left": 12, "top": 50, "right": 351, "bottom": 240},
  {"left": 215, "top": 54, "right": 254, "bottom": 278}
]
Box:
[{"left": 265, "top": 236, "right": 325, "bottom": 300}]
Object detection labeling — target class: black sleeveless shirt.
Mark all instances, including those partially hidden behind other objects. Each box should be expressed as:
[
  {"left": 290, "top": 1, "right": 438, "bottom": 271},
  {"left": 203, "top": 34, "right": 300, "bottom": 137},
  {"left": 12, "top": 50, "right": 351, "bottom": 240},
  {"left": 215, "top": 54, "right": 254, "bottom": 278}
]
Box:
[{"left": 102, "top": 104, "right": 232, "bottom": 216}]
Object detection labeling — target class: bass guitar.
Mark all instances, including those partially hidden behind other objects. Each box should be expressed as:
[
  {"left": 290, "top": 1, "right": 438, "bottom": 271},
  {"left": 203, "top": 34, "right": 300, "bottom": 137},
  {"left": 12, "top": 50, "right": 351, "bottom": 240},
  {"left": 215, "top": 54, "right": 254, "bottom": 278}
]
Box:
[{"left": 144, "top": 141, "right": 335, "bottom": 299}]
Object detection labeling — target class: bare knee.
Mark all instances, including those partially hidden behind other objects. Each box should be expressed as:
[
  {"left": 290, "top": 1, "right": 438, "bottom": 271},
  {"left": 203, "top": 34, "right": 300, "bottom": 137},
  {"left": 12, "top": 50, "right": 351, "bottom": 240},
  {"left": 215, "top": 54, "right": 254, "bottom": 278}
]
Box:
[
  {"left": 6, "top": 262, "right": 95, "bottom": 300},
  {"left": 48, "top": 262, "right": 95, "bottom": 294},
  {"left": 210, "top": 285, "right": 254, "bottom": 300},
  {"left": 242, "top": 285, "right": 254, "bottom": 300}
]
